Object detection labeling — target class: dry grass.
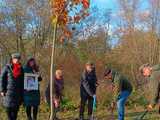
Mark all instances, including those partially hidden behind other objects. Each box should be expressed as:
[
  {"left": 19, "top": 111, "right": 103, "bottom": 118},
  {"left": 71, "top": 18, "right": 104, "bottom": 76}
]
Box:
[{"left": 0, "top": 103, "right": 160, "bottom": 120}]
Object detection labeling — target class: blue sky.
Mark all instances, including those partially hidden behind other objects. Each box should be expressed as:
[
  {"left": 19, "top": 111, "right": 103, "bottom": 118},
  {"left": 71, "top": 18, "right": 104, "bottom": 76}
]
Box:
[
  {"left": 93, "top": 0, "right": 117, "bottom": 10},
  {"left": 90, "top": 0, "right": 149, "bottom": 30},
  {"left": 89, "top": 0, "right": 149, "bottom": 46},
  {"left": 0, "top": 0, "right": 150, "bottom": 46},
  {"left": 92, "top": 0, "right": 149, "bottom": 15}
]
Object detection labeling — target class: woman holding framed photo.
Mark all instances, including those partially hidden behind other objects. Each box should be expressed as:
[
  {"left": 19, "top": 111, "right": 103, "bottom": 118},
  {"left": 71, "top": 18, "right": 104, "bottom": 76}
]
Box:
[{"left": 23, "top": 57, "right": 42, "bottom": 120}]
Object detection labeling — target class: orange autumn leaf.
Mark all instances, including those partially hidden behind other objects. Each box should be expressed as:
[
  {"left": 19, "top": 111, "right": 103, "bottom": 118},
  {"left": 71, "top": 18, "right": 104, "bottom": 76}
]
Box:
[
  {"left": 50, "top": 0, "right": 90, "bottom": 40},
  {"left": 64, "top": 30, "right": 72, "bottom": 38},
  {"left": 74, "top": 15, "right": 81, "bottom": 23},
  {"left": 59, "top": 36, "right": 65, "bottom": 43},
  {"left": 82, "top": 0, "right": 90, "bottom": 9},
  {"left": 73, "top": 0, "right": 81, "bottom": 5}
]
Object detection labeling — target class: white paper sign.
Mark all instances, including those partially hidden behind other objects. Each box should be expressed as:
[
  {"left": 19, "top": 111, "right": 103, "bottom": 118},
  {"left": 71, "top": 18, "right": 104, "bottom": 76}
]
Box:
[{"left": 24, "top": 73, "right": 39, "bottom": 90}]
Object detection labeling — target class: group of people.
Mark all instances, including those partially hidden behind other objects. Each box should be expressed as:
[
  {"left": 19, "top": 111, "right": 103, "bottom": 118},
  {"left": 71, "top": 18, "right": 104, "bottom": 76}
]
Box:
[
  {"left": 0, "top": 53, "right": 160, "bottom": 120},
  {"left": 0, "top": 53, "right": 42, "bottom": 120}
]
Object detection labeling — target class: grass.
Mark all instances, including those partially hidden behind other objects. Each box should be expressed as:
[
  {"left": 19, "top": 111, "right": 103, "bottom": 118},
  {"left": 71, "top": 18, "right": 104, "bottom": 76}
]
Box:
[{"left": 0, "top": 103, "right": 160, "bottom": 120}]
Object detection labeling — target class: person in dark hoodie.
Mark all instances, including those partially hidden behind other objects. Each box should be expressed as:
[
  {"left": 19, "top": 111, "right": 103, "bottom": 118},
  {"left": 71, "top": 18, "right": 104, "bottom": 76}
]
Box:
[
  {"left": 0, "top": 53, "right": 24, "bottom": 120},
  {"left": 79, "top": 62, "right": 97, "bottom": 120},
  {"left": 23, "top": 57, "right": 42, "bottom": 120},
  {"left": 104, "top": 68, "right": 132, "bottom": 120},
  {"left": 139, "top": 64, "right": 160, "bottom": 113},
  {"left": 45, "top": 69, "right": 64, "bottom": 120}
]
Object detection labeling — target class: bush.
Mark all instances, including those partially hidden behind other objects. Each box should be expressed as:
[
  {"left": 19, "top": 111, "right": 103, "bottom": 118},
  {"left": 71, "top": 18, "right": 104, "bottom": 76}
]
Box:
[{"left": 61, "top": 97, "right": 77, "bottom": 111}]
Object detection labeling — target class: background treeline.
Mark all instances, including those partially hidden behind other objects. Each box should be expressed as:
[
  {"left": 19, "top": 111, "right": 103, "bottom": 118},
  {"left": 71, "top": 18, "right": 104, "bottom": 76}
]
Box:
[{"left": 0, "top": 0, "right": 160, "bottom": 110}]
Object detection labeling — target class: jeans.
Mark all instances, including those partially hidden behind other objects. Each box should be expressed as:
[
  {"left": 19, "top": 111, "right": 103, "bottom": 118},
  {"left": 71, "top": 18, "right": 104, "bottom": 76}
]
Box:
[{"left": 117, "top": 91, "right": 131, "bottom": 120}]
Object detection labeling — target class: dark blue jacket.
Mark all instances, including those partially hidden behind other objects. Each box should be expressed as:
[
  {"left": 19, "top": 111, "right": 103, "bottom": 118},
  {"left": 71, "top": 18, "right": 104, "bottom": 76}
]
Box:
[
  {"left": 45, "top": 77, "right": 64, "bottom": 105},
  {"left": 0, "top": 64, "right": 24, "bottom": 107},
  {"left": 80, "top": 70, "right": 97, "bottom": 97},
  {"left": 23, "top": 65, "right": 42, "bottom": 106}
]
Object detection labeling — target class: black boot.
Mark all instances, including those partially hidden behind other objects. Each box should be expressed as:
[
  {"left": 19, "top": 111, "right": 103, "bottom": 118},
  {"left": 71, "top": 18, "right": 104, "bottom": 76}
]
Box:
[
  {"left": 53, "top": 117, "right": 60, "bottom": 120},
  {"left": 27, "top": 117, "right": 32, "bottom": 120},
  {"left": 79, "top": 115, "right": 84, "bottom": 120},
  {"left": 88, "top": 115, "right": 95, "bottom": 120},
  {"left": 33, "top": 117, "right": 37, "bottom": 120}
]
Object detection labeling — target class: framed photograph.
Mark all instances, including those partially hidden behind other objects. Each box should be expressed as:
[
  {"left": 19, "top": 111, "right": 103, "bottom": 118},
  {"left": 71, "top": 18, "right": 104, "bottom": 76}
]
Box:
[{"left": 24, "top": 73, "right": 39, "bottom": 91}]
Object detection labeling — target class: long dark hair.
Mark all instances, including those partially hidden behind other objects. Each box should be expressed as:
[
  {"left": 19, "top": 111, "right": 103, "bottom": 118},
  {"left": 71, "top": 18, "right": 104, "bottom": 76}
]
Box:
[{"left": 26, "top": 58, "right": 39, "bottom": 72}]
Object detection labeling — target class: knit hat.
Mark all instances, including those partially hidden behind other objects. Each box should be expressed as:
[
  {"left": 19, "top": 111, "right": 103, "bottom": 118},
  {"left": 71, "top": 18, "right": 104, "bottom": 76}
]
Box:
[
  {"left": 11, "top": 53, "right": 21, "bottom": 59},
  {"left": 86, "top": 61, "right": 94, "bottom": 66}
]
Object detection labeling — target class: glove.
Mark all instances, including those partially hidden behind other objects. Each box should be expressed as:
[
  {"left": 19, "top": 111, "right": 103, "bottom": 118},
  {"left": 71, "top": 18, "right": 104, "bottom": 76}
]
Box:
[
  {"left": 147, "top": 104, "right": 153, "bottom": 111},
  {"left": 111, "top": 101, "right": 116, "bottom": 109},
  {"left": 93, "top": 94, "right": 96, "bottom": 99},
  {"left": 93, "top": 95, "right": 96, "bottom": 111}
]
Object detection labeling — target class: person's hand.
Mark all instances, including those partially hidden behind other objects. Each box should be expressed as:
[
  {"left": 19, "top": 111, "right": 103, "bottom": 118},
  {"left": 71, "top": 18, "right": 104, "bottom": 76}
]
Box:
[
  {"left": 96, "top": 81, "right": 99, "bottom": 87},
  {"left": 147, "top": 104, "right": 153, "bottom": 111},
  {"left": 111, "top": 102, "right": 116, "bottom": 109},
  {"left": 93, "top": 94, "right": 96, "bottom": 99},
  {"left": 0, "top": 92, "right": 6, "bottom": 97}
]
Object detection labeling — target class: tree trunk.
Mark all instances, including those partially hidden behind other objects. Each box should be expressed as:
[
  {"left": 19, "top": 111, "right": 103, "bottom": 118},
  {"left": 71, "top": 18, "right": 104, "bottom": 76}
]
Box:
[
  {"left": 49, "top": 20, "right": 57, "bottom": 120},
  {"left": 16, "top": 38, "right": 19, "bottom": 52}
]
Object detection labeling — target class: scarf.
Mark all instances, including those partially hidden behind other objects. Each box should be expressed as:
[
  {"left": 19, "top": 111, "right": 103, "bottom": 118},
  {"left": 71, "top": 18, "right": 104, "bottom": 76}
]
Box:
[{"left": 13, "top": 63, "right": 22, "bottom": 79}]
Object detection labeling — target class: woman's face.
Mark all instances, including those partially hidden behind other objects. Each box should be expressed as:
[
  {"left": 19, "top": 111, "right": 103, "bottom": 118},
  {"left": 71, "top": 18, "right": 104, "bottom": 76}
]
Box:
[
  {"left": 56, "top": 70, "right": 63, "bottom": 79},
  {"left": 29, "top": 60, "right": 35, "bottom": 67},
  {"left": 12, "top": 58, "right": 20, "bottom": 64},
  {"left": 143, "top": 67, "right": 152, "bottom": 77},
  {"left": 86, "top": 65, "right": 92, "bottom": 72}
]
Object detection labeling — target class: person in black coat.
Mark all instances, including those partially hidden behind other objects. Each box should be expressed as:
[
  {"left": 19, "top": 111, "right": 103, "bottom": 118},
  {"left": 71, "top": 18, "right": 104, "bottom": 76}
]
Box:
[
  {"left": 79, "top": 62, "right": 97, "bottom": 120},
  {"left": 0, "top": 53, "right": 24, "bottom": 120}
]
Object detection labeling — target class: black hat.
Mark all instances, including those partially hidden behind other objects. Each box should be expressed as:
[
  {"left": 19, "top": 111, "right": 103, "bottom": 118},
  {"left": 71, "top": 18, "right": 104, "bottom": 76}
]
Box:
[{"left": 11, "top": 53, "right": 21, "bottom": 59}]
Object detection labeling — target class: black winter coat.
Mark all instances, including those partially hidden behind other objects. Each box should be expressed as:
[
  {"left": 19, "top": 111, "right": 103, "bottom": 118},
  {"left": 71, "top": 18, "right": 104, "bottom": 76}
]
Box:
[
  {"left": 0, "top": 64, "right": 24, "bottom": 107},
  {"left": 80, "top": 70, "right": 97, "bottom": 97}
]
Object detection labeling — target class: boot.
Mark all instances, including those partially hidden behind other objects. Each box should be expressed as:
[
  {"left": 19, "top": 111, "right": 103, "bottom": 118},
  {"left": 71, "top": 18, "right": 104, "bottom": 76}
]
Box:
[
  {"left": 88, "top": 115, "right": 94, "bottom": 120},
  {"left": 33, "top": 117, "right": 37, "bottom": 120},
  {"left": 79, "top": 115, "right": 84, "bottom": 120},
  {"left": 27, "top": 117, "right": 32, "bottom": 120},
  {"left": 53, "top": 117, "right": 60, "bottom": 120},
  {"left": 33, "top": 115, "right": 37, "bottom": 120}
]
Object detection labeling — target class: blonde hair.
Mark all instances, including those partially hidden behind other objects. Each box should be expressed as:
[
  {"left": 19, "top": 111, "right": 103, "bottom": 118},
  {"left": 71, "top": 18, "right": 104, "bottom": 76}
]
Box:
[{"left": 55, "top": 69, "right": 63, "bottom": 77}]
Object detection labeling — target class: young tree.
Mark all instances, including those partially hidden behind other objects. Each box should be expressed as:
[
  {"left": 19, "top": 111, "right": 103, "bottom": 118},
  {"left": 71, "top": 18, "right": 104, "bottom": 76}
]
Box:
[{"left": 49, "top": 0, "right": 90, "bottom": 119}]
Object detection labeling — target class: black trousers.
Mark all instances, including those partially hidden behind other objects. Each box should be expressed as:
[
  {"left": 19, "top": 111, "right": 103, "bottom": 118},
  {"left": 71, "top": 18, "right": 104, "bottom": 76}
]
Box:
[
  {"left": 26, "top": 106, "right": 38, "bottom": 120},
  {"left": 80, "top": 94, "right": 93, "bottom": 117},
  {"left": 6, "top": 106, "right": 19, "bottom": 120}
]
